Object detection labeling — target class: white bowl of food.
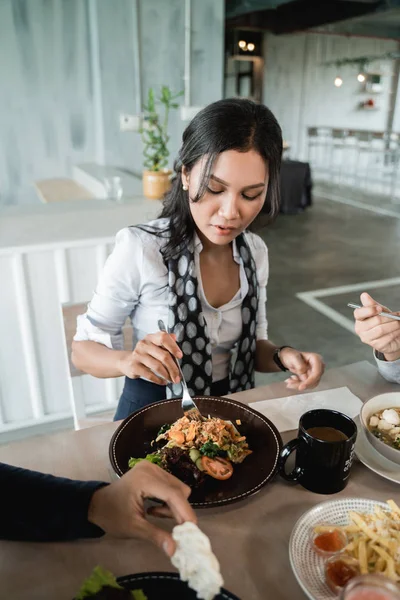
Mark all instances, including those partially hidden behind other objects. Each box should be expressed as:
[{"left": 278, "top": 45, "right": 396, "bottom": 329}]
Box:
[{"left": 360, "top": 392, "right": 400, "bottom": 465}]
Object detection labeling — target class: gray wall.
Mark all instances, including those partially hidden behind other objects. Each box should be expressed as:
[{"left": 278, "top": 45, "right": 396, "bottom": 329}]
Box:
[
  {"left": 263, "top": 32, "right": 399, "bottom": 159},
  {"left": 0, "top": 0, "right": 224, "bottom": 207},
  {"left": 0, "top": 0, "right": 96, "bottom": 206}
]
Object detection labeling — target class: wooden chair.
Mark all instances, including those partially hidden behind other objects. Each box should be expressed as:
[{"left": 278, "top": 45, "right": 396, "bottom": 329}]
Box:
[
  {"left": 61, "top": 302, "right": 132, "bottom": 430},
  {"left": 34, "top": 178, "right": 95, "bottom": 203}
]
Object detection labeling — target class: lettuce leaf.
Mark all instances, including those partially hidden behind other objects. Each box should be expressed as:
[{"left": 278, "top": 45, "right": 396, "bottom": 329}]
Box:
[
  {"left": 75, "top": 566, "right": 122, "bottom": 598},
  {"left": 128, "top": 452, "right": 162, "bottom": 469},
  {"left": 132, "top": 591, "right": 147, "bottom": 600},
  {"left": 75, "top": 566, "right": 147, "bottom": 599}
]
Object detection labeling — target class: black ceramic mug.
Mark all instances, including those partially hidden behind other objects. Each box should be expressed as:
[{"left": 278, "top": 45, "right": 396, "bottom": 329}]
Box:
[{"left": 279, "top": 409, "right": 357, "bottom": 494}]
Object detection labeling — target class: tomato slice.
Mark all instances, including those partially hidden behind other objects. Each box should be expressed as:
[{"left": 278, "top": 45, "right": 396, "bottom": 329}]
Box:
[{"left": 201, "top": 456, "right": 233, "bottom": 480}]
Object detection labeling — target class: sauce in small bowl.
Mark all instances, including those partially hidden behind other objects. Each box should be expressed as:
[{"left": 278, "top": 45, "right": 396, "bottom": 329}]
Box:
[
  {"left": 325, "top": 555, "right": 360, "bottom": 594},
  {"left": 311, "top": 526, "right": 348, "bottom": 558}
]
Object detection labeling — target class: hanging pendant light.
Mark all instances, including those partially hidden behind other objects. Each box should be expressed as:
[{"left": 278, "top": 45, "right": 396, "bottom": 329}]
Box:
[{"left": 334, "top": 76, "right": 343, "bottom": 87}]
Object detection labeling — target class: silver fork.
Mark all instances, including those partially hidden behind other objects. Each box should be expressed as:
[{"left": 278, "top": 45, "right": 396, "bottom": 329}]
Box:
[
  {"left": 347, "top": 303, "right": 400, "bottom": 322},
  {"left": 158, "top": 319, "right": 203, "bottom": 421}
]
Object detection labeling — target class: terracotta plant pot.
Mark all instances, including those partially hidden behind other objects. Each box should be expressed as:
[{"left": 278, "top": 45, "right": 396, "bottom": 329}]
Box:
[{"left": 142, "top": 169, "right": 172, "bottom": 200}]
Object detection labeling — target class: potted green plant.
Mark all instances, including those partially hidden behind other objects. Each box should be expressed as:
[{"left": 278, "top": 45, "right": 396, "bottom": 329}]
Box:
[{"left": 141, "top": 85, "right": 183, "bottom": 200}]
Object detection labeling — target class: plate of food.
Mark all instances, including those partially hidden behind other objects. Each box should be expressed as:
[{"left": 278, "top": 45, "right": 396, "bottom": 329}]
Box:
[
  {"left": 75, "top": 521, "right": 240, "bottom": 599},
  {"left": 360, "top": 393, "right": 400, "bottom": 465},
  {"left": 117, "top": 573, "right": 240, "bottom": 600},
  {"left": 289, "top": 497, "right": 400, "bottom": 600},
  {"left": 355, "top": 423, "right": 400, "bottom": 485},
  {"left": 109, "top": 395, "right": 282, "bottom": 508},
  {"left": 74, "top": 568, "right": 240, "bottom": 600}
]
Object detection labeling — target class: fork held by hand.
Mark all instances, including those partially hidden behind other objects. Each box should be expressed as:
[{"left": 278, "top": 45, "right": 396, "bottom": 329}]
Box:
[
  {"left": 157, "top": 319, "right": 204, "bottom": 421},
  {"left": 347, "top": 303, "right": 400, "bottom": 322}
]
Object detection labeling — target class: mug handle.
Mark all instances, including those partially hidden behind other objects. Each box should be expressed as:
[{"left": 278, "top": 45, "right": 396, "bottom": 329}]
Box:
[{"left": 279, "top": 438, "right": 304, "bottom": 482}]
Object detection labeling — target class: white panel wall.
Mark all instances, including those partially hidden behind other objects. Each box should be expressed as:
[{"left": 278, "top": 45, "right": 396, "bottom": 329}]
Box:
[
  {"left": 24, "top": 250, "right": 71, "bottom": 416},
  {"left": 0, "top": 256, "right": 34, "bottom": 423},
  {"left": 67, "top": 246, "right": 99, "bottom": 303},
  {"left": 0, "top": 239, "right": 127, "bottom": 438}
]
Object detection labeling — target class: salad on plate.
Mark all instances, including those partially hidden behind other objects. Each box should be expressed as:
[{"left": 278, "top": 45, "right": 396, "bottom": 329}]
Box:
[{"left": 128, "top": 415, "right": 252, "bottom": 487}]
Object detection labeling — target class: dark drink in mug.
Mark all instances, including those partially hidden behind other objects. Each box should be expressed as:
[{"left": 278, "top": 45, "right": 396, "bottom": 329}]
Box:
[{"left": 279, "top": 409, "right": 357, "bottom": 494}]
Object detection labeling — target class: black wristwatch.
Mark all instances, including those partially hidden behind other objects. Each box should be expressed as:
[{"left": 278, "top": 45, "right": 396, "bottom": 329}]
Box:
[{"left": 273, "top": 346, "right": 292, "bottom": 372}]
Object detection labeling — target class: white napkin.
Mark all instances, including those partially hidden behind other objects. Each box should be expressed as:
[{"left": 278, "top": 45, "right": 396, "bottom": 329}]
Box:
[{"left": 249, "top": 386, "right": 362, "bottom": 433}]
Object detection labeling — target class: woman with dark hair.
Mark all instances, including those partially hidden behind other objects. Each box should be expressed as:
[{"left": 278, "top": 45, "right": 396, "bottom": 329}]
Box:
[{"left": 72, "top": 98, "right": 324, "bottom": 420}]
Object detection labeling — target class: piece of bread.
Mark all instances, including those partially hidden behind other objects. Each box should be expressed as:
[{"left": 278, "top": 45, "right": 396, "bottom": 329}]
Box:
[{"left": 171, "top": 522, "right": 223, "bottom": 600}]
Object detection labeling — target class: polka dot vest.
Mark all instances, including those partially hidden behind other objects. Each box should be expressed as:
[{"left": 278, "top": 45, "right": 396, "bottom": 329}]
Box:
[{"left": 164, "top": 232, "right": 258, "bottom": 398}]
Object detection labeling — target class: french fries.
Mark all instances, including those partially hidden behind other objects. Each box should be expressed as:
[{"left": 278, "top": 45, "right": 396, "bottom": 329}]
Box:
[{"left": 314, "top": 500, "right": 400, "bottom": 582}]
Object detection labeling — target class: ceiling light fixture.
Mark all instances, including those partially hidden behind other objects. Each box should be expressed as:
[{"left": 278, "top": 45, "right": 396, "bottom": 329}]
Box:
[{"left": 334, "top": 76, "right": 343, "bottom": 87}]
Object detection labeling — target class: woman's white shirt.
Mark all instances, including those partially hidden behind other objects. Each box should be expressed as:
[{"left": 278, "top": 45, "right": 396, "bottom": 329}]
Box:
[{"left": 74, "top": 218, "right": 269, "bottom": 381}]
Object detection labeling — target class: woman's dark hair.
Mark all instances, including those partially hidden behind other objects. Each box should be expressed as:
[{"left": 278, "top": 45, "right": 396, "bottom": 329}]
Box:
[{"left": 152, "top": 98, "right": 282, "bottom": 260}]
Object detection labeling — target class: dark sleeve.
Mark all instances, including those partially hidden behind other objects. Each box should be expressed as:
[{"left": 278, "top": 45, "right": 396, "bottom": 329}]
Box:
[{"left": 0, "top": 462, "right": 108, "bottom": 542}]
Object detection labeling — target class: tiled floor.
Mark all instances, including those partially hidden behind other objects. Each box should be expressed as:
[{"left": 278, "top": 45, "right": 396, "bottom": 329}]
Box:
[
  {"left": 254, "top": 183, "right": 400, "bottom": 387},
  {"left": 315, "top": 180, "right": 400, "bottom": 215}
]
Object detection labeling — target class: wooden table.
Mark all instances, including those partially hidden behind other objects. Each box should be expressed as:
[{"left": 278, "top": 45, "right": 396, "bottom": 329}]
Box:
[{"left": 1, "top": 361, "right": 399, "bottom": 600}]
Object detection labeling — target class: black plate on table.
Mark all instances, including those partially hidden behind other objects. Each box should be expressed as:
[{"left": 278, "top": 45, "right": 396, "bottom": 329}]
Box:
[
  {"left": 109, "top": 395, "right": 282, "bottom": 508},
  {"left": 117, "top": 572, "right": 240, "bottom": 599}
]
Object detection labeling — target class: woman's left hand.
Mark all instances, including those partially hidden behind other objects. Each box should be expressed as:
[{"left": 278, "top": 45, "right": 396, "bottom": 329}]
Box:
[{"left": 279, "top": 348, "right": 325, "bottom": 391}]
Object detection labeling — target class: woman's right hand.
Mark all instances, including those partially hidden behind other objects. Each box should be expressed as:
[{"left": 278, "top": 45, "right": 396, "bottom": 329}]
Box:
[
  {"left": 117, "top": 332, "right": 183, "bottom": 385},
  {"left": 354, "top": 292, "right": 400, "bottom": 360},
  {"left": 88, "top": 460, "right": 197, "bottom": 556}
]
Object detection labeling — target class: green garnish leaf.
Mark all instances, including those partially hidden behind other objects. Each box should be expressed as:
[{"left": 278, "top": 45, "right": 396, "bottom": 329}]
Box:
[
  {"left": 157, "top": 423, "right": 172, "bottom": 436},
  {"left": 132, "top": 591, "right": 147, "bottom": 600},
  {"left": 75, "top": 566, "right": 122, "bottom": 598},
  {"left": 75, "top": 566, "right": 147, "bottom": 599},
  {"left": 128, "top": 452, "right": 162, "bottom": 469},
  {"left": 200, "top": 440, "right": 225, "bottom": 458}
]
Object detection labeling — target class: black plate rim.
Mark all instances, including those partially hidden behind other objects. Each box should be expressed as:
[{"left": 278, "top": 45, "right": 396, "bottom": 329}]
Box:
[
  {"left": 116, "top": 571, "right": 240, "bottom": 600},
  {"left": 109, "top": 395, "right": 283, "bottom": 508}
]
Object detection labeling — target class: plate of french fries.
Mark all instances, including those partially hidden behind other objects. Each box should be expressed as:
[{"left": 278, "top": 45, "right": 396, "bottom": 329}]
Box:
[{"left": 289, "top": 497, "right": 400, "bottom": 599}]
